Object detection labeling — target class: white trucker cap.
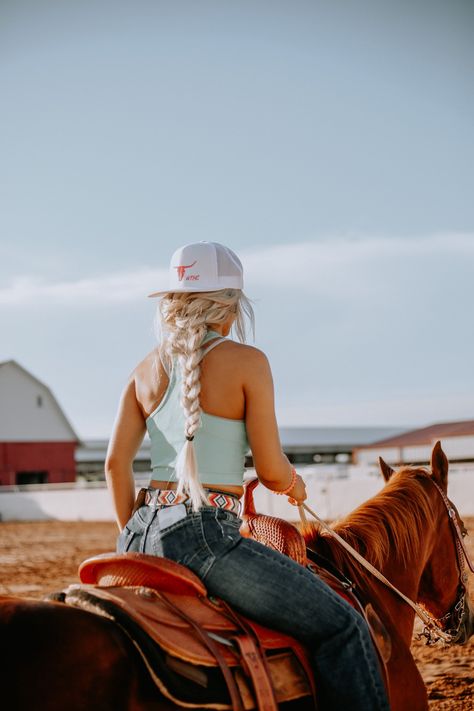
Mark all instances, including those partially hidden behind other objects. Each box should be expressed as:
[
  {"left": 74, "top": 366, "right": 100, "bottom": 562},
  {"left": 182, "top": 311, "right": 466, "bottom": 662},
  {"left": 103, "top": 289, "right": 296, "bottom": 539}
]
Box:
[{"left": 148, "top": 241, "right": 244, "bottom": 297}]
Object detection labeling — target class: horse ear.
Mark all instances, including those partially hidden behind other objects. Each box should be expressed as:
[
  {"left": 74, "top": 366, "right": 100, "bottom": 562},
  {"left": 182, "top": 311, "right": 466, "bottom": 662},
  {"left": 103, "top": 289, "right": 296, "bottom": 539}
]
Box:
[
  {"left": 430, "top": 440, "right": 448, "bottom": 490},
  {"left": 379, "top": 457, "right": 395, "bottom": 482}
]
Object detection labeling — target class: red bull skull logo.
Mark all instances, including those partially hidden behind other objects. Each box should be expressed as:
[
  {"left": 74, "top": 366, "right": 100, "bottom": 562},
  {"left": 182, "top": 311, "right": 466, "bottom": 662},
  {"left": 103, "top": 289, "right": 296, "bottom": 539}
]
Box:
[{"left": 174, "top": 260, "right": 197, "bottom": 281}]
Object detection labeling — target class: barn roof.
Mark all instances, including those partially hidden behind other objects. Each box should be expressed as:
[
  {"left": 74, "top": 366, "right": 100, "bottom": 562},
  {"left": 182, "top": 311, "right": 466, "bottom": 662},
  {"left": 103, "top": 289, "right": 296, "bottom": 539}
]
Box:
[
  {"left": 356, "top": 419, "right": 474, "bottom": 450},
  {"left": 0, "top": 359, "right": 79, "bottom": 442}
]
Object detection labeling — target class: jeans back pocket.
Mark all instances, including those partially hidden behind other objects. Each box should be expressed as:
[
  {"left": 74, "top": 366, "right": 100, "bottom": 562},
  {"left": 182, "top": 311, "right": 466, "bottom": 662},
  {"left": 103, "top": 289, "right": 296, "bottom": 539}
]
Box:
[
  {"left": 116, "top": 525, "right": 136, "bottom": 553},
  {"left": 116, "top": 506, "right": 152, "bottom": 553}
]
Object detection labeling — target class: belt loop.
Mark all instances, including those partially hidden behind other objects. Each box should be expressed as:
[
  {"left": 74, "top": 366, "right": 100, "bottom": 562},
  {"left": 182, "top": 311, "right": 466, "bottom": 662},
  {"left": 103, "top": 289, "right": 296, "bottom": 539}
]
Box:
[{"left": 132, "top": 488, "right": 147, "bottom": 516}]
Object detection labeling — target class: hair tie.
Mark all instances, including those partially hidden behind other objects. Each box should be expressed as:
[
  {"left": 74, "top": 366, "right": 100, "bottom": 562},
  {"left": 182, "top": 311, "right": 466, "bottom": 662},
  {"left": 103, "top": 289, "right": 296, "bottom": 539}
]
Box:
[{"left": 186, "top": 435, "right": 194, "bottom": 442}]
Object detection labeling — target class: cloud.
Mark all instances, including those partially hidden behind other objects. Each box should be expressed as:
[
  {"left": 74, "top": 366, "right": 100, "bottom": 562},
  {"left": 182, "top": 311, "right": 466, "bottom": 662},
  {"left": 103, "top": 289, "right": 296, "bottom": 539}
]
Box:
[
  {"left": 0, "top": 267, "right": 168, "bottom": 307},
  {"left": 242, "top": 232, "right": 474, "bottom": 296},
  {"left": 1, "top": 232, "right": 473, "bottom": 307}
]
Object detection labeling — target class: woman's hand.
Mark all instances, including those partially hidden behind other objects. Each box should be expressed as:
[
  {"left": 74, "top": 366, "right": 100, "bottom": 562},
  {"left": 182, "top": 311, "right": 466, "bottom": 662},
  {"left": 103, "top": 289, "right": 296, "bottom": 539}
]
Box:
[{"left": 288, "top": 474, "right": 307, "bottom": 506}]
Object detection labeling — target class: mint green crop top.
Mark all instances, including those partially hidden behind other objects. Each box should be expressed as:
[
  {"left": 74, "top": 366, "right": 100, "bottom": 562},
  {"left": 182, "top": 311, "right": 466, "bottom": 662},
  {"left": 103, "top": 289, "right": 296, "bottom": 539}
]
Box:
[{"left": 146, "top": 332, "right": 249, "bottom": 485}]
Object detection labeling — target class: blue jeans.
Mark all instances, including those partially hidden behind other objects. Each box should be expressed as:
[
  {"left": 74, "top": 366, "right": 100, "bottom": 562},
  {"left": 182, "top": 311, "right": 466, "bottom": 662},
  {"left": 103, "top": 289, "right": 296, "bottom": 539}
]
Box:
[{"left": 117, "top": 504, "right": 389, "bottom": 711}]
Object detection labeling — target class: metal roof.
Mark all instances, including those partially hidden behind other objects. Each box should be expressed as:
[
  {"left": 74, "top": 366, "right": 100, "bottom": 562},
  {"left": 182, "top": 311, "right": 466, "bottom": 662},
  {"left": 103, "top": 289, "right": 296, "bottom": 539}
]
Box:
[
  {"left": 356, "top": 419, "right": 474, "bottom": 450},
  {"left": 278, "top": 426, "right": 406, "bottom": 449}
]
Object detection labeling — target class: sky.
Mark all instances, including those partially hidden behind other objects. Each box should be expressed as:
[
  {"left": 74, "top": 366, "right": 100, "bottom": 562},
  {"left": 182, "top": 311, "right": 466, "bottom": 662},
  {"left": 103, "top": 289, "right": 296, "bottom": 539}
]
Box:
[{"left": 1, "top": 1, "right": 473, "bottom": 439}]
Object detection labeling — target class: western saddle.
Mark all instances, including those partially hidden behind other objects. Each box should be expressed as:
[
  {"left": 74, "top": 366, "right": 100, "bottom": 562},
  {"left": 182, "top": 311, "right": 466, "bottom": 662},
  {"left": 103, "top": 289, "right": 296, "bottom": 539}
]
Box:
[{"left": 54, "top": 480, "right": 388, "bottom": 710}]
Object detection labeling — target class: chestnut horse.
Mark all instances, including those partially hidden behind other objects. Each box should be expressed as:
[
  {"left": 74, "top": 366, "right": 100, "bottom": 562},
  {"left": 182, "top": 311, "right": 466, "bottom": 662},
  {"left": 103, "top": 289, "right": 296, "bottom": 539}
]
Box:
[
  {"left": 305, "top": 441, "right": 474, "bottom": 710},
  {"left": 1, "top": 442, "right": 472, "bottom": 710}
]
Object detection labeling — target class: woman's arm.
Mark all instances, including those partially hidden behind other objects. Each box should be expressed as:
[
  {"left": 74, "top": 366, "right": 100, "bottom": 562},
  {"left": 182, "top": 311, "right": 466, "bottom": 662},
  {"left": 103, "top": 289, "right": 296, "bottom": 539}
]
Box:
[
  {"left": 105, "top": 376, "right": 147, "bottom": 530},
  {"left": 244, "top": 349, "right": 306, "bottom": 504}
]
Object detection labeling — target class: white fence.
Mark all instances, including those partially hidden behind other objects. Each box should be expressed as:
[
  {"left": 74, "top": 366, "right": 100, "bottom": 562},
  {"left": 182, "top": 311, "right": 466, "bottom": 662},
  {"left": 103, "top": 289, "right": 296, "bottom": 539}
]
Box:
[{"left": 1, "top": 464, "right": 473, "bottom": 522}]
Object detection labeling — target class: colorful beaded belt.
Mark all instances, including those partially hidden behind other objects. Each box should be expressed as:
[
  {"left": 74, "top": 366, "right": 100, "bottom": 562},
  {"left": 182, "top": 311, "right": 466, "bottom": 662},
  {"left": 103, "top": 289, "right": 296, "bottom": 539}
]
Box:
[{"left": 144, "top": 487, "right": 241, "bottom": 515}]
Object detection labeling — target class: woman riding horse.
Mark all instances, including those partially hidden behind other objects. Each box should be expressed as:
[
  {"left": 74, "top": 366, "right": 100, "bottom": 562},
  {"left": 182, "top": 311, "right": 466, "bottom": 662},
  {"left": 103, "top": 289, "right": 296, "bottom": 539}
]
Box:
[{"left": 105, "top": 241, "right": 389, "bottom": 711}]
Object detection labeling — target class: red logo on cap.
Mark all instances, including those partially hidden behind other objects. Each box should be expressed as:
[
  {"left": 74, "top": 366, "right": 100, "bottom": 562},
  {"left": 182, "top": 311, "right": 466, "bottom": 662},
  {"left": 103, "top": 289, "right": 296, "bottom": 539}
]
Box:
[{"left": 174, "top": 260, "right": 197, "bottom": 281}]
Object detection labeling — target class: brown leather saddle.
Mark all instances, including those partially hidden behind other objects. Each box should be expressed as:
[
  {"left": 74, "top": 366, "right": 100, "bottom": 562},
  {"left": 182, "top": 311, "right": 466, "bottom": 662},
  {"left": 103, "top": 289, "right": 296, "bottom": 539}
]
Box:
[
  {"left": 70, "top": 552, "right": 315, "bottom": 711},
  {"left": 53, "top": 480, "right": 389, "bottom": 710}
]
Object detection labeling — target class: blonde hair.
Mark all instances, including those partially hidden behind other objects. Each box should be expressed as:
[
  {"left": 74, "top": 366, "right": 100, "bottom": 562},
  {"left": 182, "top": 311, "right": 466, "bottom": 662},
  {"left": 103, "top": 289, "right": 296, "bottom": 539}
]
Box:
[{"left": 157, "top": 289, "right": 254, "bottom": 510}]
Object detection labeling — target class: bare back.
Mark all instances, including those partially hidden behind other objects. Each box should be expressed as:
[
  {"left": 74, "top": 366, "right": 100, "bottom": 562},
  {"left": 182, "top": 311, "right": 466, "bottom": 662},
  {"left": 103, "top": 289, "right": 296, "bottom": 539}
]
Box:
[
  {"left": 132, "top": 339, "right": 286, "bottom": 496},
  {"left": 105, "top": 335, "right": 294, "bottom": 531},
  {"left": 135, "top": 339, "right": 246, "bottom": 422}
]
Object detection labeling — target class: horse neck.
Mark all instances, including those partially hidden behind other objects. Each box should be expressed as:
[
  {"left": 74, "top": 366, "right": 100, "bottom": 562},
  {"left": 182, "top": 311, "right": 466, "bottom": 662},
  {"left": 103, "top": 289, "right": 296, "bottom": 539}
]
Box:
[
  {"left": 384, "top": 477, "right": 443, "bottom": 594},
  {"left": 309, "top": 474, "right": 440, "bottom": 637}
]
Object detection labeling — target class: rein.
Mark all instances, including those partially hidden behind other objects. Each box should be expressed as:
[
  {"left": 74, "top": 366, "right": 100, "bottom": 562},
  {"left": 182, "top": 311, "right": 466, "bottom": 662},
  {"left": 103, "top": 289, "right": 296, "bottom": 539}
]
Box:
[{"left": 300, "top": 474, "right": 474, "bottom": 645}]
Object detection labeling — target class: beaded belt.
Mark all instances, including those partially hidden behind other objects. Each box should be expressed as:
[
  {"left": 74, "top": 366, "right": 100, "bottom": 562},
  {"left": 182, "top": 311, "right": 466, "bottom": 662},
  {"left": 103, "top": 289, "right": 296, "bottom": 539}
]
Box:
[{"left": 144, "top": 488, "right": 241, "bottom": 515}]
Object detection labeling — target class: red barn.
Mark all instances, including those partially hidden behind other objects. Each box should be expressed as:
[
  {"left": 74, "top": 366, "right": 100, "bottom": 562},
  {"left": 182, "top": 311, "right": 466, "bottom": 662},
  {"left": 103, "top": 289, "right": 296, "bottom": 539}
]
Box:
[{"left": 0, "top": 360, "right": 78, "bottom": 486}]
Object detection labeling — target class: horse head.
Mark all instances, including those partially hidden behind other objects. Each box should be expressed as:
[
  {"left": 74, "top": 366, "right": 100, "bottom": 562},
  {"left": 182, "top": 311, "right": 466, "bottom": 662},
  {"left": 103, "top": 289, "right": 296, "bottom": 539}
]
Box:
[{"left": 379, "top": 441, "right": 474, "bottom": 645}]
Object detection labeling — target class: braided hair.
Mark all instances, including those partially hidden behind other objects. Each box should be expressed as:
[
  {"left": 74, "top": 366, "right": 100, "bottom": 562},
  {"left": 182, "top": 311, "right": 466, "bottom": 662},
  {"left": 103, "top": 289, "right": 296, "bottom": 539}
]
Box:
[{"left": 158, "top": 289, "right": 254, "bottom": 510}]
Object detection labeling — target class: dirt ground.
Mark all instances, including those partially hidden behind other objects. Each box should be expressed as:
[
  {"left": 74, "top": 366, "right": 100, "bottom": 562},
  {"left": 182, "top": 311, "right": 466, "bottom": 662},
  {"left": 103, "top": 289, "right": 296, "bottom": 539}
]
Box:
[{"left": 0, "top": 518, "right": 473, "bottom": 709}]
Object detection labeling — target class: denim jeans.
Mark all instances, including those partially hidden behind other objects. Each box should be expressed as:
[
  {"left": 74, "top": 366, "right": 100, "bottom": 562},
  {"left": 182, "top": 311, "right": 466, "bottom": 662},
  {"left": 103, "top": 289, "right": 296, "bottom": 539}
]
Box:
[{"left": 117, "top": 504, "right": 389, "bottom": 711}]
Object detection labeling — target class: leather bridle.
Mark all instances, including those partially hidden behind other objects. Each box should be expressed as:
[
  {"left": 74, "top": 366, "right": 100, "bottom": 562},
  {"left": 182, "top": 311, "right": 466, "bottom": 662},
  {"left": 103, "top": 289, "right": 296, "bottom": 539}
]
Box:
[
  {"left": 301, "top": 473, "right": 474, "bottom": 645},
  {"left": 419, "top": 478, "right": 474, "bottom": 644}
]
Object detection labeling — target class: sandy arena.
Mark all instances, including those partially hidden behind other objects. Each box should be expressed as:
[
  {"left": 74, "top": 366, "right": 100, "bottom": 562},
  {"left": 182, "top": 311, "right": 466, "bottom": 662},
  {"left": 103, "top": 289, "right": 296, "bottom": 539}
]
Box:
[{"left": 0, "top": 519, "right": 472, "bottom": 709}]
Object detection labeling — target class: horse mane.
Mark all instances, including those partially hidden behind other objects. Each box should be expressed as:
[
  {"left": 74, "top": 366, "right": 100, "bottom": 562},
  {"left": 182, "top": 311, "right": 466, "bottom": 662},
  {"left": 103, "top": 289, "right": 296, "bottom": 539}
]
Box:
[{"left": 305, "top": 466, "right": 437, "bottom": 582}]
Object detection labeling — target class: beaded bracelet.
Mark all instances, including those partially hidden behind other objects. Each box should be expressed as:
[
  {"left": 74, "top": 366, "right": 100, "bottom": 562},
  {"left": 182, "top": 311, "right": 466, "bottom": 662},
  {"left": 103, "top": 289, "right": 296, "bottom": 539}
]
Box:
[{"left": 274, "top": 467, "right": 297, "bottom": 495}]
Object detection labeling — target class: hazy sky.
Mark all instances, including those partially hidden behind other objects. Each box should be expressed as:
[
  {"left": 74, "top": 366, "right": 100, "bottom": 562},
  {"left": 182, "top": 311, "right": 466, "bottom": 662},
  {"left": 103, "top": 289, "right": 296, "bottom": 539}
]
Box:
[{"left": 1, "top": 1, "right": 473, "bottom": 438}]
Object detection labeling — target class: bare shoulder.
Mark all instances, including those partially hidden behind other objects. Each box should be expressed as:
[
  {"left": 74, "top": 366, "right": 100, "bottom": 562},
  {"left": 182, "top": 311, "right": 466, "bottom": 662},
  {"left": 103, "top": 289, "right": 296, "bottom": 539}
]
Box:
[
  {"left": 130, "top": 348, "right": 161, "bottom": 388},
  {"left": 240, "top": 343, "right": 269, "bottom": 366},
  {"left": 221, "top": 341, "right": 266, "bottom": 357},
  {"left": 221, "top": 342, "right": 270, "bottom": 374},
  {"left": 129, "top": 348, "right": 169, "bottom": 417},
  {"left": 132, "top": 348, "right": 161, "bottom": 379}
]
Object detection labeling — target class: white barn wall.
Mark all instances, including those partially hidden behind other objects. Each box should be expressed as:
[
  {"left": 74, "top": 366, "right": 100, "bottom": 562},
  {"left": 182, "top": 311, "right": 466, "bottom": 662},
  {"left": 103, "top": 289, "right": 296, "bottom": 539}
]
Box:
[
  {"left": 0, "top": 362, "right": 76, "bottom": 441},
  {"left": 447, "top": 471, "right": 474, "bottom": 513},
  {"left": 443, "top": 436, "right": 474, "bottom": 459},
  {"left": 357, "top": 436, "right": 474, "bottom": 466},
  {"left": 403, "top": 439, "right": 474, "bottom": 463},
  {"left": 400, "top": 445, "right": 432, "bottom": 462},
  {"left": 356, "top": 447, "right": 400, "bottom": 465}
]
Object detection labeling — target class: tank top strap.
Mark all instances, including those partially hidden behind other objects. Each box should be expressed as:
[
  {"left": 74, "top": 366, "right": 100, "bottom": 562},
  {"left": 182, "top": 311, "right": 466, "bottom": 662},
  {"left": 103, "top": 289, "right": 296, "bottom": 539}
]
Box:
[
  {"left": 159, "top": 330, "right": 226, "bottom": 375},
  {"left": 158, "top": 347, "right": 173, "bottom": 378},
  {"left": 201, "top": 329, "right": 222, "bottom": 344},
  {"left": 198, "top": 336, "right": 227, "bottom": 363}
]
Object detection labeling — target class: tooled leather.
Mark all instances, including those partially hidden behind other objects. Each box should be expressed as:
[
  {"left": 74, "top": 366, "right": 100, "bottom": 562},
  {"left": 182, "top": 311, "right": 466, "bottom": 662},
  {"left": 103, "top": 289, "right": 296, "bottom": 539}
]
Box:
[{"left": 239, "top": 479, "right": 307, "bottom": 566}]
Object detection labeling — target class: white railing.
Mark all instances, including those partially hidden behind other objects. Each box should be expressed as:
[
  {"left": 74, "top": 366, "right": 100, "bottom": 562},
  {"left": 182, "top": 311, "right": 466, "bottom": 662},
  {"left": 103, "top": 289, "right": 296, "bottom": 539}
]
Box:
[{"left": 1, "top": 464, "right": 473, "bottom": 522}]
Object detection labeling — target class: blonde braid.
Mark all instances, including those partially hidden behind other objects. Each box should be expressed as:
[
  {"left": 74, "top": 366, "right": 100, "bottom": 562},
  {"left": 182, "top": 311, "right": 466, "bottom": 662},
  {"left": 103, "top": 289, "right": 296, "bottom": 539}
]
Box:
[
  {"left": 178, "top": 325, "right": 206, "bottom": 440},
  {"left": 158, "top": 290, "right": 255, "bottom": 511},
  {"left": 162, "top": 302, "right": 207, "bottom": 509}
]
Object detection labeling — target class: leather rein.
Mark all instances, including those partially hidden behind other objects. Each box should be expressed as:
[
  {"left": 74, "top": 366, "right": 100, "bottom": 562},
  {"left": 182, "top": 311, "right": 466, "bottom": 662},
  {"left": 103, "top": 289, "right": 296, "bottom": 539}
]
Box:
[{"left": 300, "top": 474, "right": 474, "bottom": 645}]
